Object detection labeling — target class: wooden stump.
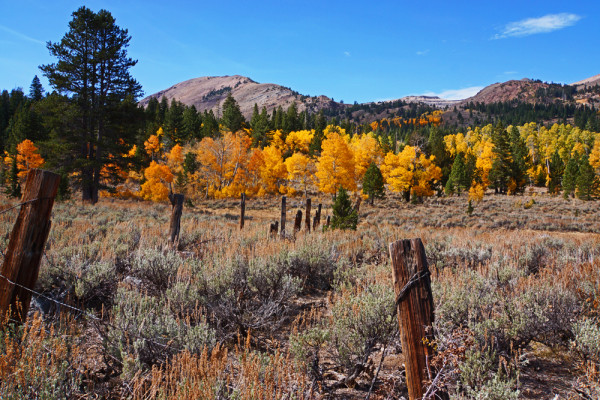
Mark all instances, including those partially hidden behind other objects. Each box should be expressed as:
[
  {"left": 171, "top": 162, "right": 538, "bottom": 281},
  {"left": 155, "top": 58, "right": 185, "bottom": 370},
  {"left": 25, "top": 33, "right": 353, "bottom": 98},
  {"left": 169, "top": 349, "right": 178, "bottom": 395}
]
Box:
[
  {"left": 169, "top": 193, "right": 184, "bottom": 246},
  {"left": 294, "top": 209, "right": 303, "bottom": 233},
  {"left": 389, "top": 238, "right": 447, "bottom": 400},
  {"left": 280, "top": 196, "right": 286, "bottom": 239},
  {"left": 240, "top": 193, "right": 246, "bottom": 230},
  {"left": 305, "top": 198, "right": 311, "bottom": 232},
  {"left": 269, "top": 221, "right": 279, "bottom": 238},
  {"left": 0, "top": 169, "right": 60, "bottom": 324}
]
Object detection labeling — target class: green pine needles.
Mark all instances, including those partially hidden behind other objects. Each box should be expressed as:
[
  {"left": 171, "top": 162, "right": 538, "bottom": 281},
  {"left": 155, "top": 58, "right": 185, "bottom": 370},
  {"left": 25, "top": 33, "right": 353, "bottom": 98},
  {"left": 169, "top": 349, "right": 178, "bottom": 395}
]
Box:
[{"left": 330, "top": 187, "right": 358, "bottom": 230}]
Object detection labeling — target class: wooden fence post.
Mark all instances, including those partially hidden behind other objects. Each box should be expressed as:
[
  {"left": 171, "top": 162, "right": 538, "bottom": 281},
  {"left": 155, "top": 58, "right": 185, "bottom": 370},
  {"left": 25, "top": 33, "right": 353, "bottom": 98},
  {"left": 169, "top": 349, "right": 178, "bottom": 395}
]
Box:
[
  {"left": 280, "top": 196, "right": 286, "bottom": 239},
  {"left": 326, "top": 215, "right": 331, "bottom": 227},
  {"left": 168, "top": 193, "right": 184, "bottom": 246},
  {"left": 389, "top": 238, "right": 447, "bottom": 400},
  {"left": 240, "top": 192, "right": 246, "bottom": 230},
  {"left": 0, "top": 169, "right": 60, "bottom": 324},
  {"left": 305, "top": 198, "right": 311, "bottom": 232},
  {"left": 313, "top": 203, "right": 322, "bottom": 230},
  {"left": 294, "top": 209, "right": 303, "bottom": 233}
]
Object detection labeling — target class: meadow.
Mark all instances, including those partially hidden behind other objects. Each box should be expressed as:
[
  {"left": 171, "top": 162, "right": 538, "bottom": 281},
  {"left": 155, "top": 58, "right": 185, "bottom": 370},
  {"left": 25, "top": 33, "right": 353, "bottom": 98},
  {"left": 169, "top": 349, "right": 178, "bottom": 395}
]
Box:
[{"left": 1, "top": 191, "right": 599, "bottom": 399}]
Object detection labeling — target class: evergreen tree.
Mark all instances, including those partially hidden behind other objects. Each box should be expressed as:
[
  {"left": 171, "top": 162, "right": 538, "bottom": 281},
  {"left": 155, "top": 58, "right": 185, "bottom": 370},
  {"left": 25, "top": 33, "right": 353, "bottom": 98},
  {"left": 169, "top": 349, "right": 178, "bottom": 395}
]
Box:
[
  {"left": 165, "top": 99, "right": 185, "bottom": 142},
  {"left": 202, "top": 110, "right": 219, "bottom": 137},
  {"left": 489, "top": 122, "right": 512, "bottom": 194},
  {"left": 330, "top": 187, "right": 358, "bottom": 230},
  {"left": 283, "top": 102, "right": 298, "bottom": 133},
  {"left": 547, "top": 150, "right": 564, "bottom": 194},
  {"left": 576, "top": 155, "right": 597, "bottom": 200},
  {"left": 40, "top": 6, "right": 142, "bottom": 203},
  {"left": 509, "top": 125, "right": 529, "bottom": 194},
  {"left": 157, "top": 96, "right": 169, "bottom": 125},
  {"left": 250, "top": 104, "right": 269, "bottom": 147},
  {"left": 308, "top": 111, "right": 326, "bottom": 156},
  {"left": 562, "top": 156, "right": 579, "bottom": 199},
  {"left": 182, "top": 105, "right": 202, "bottom": 141},
  {"left": 29, "top": 75, "right": 44, "bottom": 101},
  {"left": 220, "top": 93, "right": 245, "bottom": 133},
  {"left": 362, "top": 162, "right": 385, "bottom": 205},
  {"left": 6, "top": 156, "right": 21, "bottom": 198}
]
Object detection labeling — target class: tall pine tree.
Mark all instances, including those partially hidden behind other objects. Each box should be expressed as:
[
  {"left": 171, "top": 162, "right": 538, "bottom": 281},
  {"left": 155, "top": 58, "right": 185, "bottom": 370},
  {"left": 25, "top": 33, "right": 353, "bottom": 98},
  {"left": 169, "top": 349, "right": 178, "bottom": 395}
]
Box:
[{"left": 40, "top": 6, "right": 142, "bottom": 203}]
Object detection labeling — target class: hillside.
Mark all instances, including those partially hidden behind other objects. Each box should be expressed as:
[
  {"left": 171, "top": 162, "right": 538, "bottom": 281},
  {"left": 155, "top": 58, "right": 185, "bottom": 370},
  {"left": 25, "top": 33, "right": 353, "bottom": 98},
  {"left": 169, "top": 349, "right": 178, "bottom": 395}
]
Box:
[
  {"left": 461, "top": 78, "right": 557, "bottom": 105},
  {"left": 139, "top": 75, "right": 342, "bottom": 118}
]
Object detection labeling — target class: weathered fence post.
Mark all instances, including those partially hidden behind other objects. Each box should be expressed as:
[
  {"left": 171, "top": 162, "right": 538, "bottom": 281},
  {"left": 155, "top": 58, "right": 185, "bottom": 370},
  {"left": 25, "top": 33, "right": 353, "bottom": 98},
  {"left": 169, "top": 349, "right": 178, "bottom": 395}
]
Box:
[
  {"left": 240, "top": 192, "right": 246, "bottom": 230},
  {"left": 326, "top": 215, "right": 331, "bottom": 227},
  {"left": 294, "top": 209, "right": 303, "bottom": 233},
  {"left": 313, "top": 203, "right": 322, "bottom": 230},
  {"left": 269, "top": 221, "right": 279, "bottom": 238},
  {"left": 389, "top": 238, "right": 447, "bottom": 400},
  {"left": 280, "top": 196, "right": 286, "bottom": 239},
  {"left": 0, "top": 169, "right": 60, "bottom": 324},
  {"left": 305, "top": 198, "right": 311, "bottom": 232},
  {"left": 168, "top": 193, "right": 184, "bottom": 246}
]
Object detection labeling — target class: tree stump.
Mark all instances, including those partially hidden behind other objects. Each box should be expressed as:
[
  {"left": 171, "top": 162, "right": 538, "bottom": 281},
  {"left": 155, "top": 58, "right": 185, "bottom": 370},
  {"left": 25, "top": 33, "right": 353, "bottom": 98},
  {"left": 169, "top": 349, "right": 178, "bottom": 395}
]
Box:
[
  {"left": 0, "top": 169, "right": 60, "bottom": 324},
  {"left": 294, "top": 209, "right": 303, "bottom": 233},
  {"left": 269, "top": 221, "right": 279, "bottom": 238}
]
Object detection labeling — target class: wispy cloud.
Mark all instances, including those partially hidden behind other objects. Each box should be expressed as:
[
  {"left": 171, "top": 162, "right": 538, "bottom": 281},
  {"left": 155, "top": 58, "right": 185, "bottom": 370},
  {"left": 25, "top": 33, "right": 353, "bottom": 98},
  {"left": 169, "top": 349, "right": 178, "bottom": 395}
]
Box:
[
  {"left": 422, "top": 86, "right": 484, "bottom": 100},
  {"left": 493, "top": 13, "right": 581, "bottom": 39},
  {"left": 416, "top": 49, "right": 429, "bottom": 56},
  {"left": 343, "top": 51, "right": 351, "bottom": 57},
  {"left": 0, "top": 24, "right": 45, "bottom": 45}
]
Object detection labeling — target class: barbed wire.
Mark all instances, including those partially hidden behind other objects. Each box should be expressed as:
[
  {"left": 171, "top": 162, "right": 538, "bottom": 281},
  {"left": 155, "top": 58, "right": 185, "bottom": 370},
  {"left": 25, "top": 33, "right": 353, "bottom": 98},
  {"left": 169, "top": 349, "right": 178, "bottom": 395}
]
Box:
[{"left": 0, "top": 197, "right": 53, "bottom": 216}]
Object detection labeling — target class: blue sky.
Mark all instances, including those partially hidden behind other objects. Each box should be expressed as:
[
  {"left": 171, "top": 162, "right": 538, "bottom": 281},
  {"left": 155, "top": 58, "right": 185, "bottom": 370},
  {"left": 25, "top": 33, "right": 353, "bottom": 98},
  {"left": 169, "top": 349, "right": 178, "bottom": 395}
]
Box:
[{"left": 1, "top": 0, "right": 598, "bottom": 103}]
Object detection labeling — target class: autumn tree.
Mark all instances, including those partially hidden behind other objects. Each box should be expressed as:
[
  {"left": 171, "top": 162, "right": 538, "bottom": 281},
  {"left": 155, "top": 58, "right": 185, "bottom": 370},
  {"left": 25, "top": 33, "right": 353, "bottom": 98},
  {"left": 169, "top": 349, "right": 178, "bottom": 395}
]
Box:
[
  {"left": 315, "top": 126, "right": 356, "bottom": 195},
  {"left": 381, "top": 145, "right": 441, "bottom": 202},
  {"left": 138, "top": 161, "right": 174, "bottom": 202},
  {"left": 285, "top": 152, "right": 314, "bottom": 197},
  {"left": 16, "top": 139, "right": 44, "bottom": 179},
  {"left": 40, "top": 6, "right": 142, "bottom": 203},
  {"left": 194, "top": 131, "right": 251, "bottom": 197}
]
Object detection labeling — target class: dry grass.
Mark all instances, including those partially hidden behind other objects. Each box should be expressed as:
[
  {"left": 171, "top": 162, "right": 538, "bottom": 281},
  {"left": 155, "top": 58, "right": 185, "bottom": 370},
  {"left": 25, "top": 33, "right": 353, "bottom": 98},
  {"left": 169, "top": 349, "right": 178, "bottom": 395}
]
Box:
[{"left": 1, "top": 190, "right": 599, "bottom": 398}]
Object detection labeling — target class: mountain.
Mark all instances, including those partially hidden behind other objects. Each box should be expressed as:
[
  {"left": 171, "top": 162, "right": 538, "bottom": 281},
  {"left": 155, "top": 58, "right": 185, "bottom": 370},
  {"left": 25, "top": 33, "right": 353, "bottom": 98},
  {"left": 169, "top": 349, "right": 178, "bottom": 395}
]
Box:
[
  {"left": 461, "top": 78, "right": 554, "bottom": 105},
  {"left": 572, "top": 74, "right": 600, "bottom": 88},
  {"left": 139, "top": 75, "right": 342, "bottom": 118}
]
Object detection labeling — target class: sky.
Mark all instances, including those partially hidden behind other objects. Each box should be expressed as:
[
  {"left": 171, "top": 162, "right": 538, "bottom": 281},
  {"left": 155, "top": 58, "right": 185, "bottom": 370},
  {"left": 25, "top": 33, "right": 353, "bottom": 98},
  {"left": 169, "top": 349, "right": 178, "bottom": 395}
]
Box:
[{"left": 1, "top": 0, "right": 599, "bottom": 103}]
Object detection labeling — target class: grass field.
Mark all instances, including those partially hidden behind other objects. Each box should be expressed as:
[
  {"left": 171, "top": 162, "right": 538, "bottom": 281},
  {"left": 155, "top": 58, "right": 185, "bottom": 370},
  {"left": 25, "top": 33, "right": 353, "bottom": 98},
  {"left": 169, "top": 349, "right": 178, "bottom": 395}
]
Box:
[{"left": 1, "top": 191, "right": 599, "bottom": 399}]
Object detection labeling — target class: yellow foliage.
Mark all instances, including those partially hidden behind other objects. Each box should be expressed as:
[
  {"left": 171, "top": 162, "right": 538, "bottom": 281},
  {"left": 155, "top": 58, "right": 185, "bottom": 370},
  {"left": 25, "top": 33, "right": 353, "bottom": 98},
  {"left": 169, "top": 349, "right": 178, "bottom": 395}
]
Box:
[
  {"left": 144, "top": 134, "right": 162, "bottom": 158},
  {"left": 350, "top": 132, "right": 382, "bottom": 185},
  {"left": 469, "top": 183, "right": 485, "bottom": 202},
  {"left": 380, "top": 146, "right": 441, "bottom": 198},
  {"left": 138, "top": 161, "right": 174, "bottom": 202},
  {"left": 285, "top": 152, "right": 314, "bottom": 197},
  {"left": 590, "top": 137, "right": 600, "bottom": 176},
  {"left": 16, "top": 139, "right": 44, "bottom": 179},
  {"left": 315, "top": 127, "right": 355, "bottom": 194},
  {"left": 285, "top": 130, "right": 314, "bottom": 154},
  {"left": 260, "top": 145, "right": 288, "bottom": 194},
  {"left": 268, "top": 130, "right": 285, "bottom": 150},
  {"left": 166, "top": 144, "right": 184, "bottom": 175},
  {"left": 194, "top": 131, "right": 251, "bottom": 198}
]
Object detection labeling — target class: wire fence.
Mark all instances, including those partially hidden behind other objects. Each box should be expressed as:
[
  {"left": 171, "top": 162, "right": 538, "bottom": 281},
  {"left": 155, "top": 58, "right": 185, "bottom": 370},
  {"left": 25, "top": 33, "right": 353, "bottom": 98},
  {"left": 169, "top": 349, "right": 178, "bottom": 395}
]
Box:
[{"left": 0, "top": 198, "right": 174, "bottom": 351}]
